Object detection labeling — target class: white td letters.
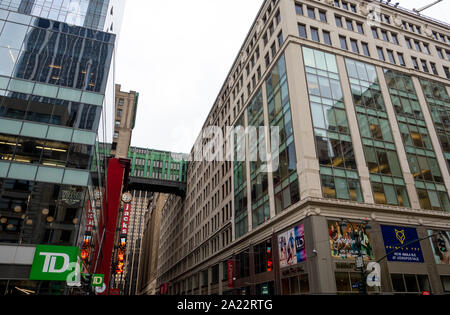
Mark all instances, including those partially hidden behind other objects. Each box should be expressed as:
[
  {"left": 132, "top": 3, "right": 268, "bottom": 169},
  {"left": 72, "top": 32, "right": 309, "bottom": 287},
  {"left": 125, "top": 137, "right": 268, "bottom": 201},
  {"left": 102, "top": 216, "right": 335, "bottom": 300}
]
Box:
[{"left": 40, "top": 252, "right": 70, "bottom": 273}]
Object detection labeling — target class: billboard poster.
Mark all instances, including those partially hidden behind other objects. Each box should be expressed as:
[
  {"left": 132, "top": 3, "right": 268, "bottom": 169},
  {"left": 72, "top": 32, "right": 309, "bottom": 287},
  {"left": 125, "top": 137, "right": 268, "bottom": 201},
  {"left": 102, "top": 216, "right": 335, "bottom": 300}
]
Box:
[
  {"left": 278, "top": 224, "right": 306, "bottom": 268},
  {"left": 428, "top": 230, "right": 450, "bottom": 265},
  {"left": 328, "top": 221, "right": 374, "bottom": 260},
  {"left": 380, "top": 225, "right": 424, "bottom": 263}
]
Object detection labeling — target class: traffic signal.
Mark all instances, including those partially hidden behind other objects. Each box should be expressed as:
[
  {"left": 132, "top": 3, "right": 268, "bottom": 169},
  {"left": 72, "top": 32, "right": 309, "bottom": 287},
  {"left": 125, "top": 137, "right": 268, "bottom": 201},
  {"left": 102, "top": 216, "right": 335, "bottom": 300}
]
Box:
[
  {"left": 437, "top": 237, "right": 447, "bottom": 252},
  {"left": 81, "top": 274, "right": 92, "bottom": 288},
  {"left": 266, "top": 246, "right": 273, "bottom": 272}
]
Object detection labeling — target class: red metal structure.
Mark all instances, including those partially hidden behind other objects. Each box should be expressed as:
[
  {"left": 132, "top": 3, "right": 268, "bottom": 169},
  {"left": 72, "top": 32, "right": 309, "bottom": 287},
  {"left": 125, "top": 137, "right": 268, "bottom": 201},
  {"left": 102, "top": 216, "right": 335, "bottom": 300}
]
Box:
[{"left": 91, "top": 158, "right": 130, "bottom": 295}]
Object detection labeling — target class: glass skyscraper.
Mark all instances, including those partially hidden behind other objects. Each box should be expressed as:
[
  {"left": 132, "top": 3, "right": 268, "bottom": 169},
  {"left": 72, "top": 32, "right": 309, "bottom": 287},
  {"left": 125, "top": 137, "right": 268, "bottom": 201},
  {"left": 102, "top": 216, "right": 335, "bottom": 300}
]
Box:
[
  {"left": 0, "top": 0, "right": 123, "bottom": 295},
  {"left": 2, "top": 0, "right": 112, "bottom": 31}
]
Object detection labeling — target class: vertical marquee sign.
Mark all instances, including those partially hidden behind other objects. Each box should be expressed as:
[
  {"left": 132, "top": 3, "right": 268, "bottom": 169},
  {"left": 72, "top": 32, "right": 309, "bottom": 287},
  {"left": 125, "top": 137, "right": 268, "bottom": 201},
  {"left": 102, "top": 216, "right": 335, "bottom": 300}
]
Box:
[
  {"left": 116, "top": 192, "right": 132, "bottom": 275},
  {"left": 121, "top": 202, "right": 131, "bottom": 236},
  {"left": 85, "top": 201, "right": 96, "bottom": 233}
]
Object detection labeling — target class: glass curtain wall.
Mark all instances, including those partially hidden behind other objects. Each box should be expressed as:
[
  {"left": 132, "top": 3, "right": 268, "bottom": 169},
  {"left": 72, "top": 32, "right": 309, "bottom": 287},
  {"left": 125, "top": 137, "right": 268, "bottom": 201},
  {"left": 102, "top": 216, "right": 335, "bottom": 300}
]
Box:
[
  {"left": 0, "top": 0, "right": 111, "bottom": 31},
  {"left": 248, "top": 89, "right": 270, "bottom": 228},
  {"left": 303, "top": 47, "right": 363, "bottom": 202},
  {"left": 420, "top": 79, "right": 450, "bottom": 169},
  {"left": 0, "top": 178, "right": 87, "bottom": 245},
  {"left": 345, "top": 58, "right": 410, "bottom": 207},
  {"left": 234, "top": 113, "right": 248, "bottom": 239},
  {"left": 266, "top": 54, "right": 299, "bottom": 214},
  {"left": 384, "top": 70, "right": 449, "bottom": 211}
]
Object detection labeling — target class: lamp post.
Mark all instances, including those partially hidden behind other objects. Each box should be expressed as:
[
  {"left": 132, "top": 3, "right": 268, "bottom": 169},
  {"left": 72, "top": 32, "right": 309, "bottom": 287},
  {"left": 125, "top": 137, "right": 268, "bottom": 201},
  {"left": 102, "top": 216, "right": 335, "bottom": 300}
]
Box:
[{"left": 339, "top": 219, "right": 371, "bottom": 295}]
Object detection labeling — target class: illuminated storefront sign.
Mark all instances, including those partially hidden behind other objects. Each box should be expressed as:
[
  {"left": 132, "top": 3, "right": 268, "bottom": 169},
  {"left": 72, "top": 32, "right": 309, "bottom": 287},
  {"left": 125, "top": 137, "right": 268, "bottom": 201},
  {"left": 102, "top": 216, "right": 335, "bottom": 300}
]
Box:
[
  {"left": 29, "top": 245, "right": 80, "bottom": 281},
  {"left": 380, "top": 225, "right": 424, "bottom": 263}
]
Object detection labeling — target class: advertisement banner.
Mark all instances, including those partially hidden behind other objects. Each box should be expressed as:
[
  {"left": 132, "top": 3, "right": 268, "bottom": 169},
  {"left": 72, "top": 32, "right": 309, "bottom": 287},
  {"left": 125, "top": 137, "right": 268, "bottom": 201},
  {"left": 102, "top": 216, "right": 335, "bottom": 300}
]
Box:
[
  {"left": 227, "top": 260, "right": 234, "bottom": 288},
  {"left": 380, "top": 225, "right": 424, "bottom": 263},
  {"left": 328, "top": 221, "right": 374, "bottom": 260},
  {"left": 278, "top": 224, "right": 306, "bottom": 268},
  {"left": 428, "top": 230, "right": 450, "bottom": 265},
  {"left": 29, "top": 245, "right": 80, "bottom": 281}
]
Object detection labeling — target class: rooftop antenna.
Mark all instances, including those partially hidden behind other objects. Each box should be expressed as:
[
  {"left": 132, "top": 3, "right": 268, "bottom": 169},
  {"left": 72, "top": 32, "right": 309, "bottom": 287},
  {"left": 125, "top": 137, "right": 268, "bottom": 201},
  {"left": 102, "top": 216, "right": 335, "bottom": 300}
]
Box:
[{"left": 413, "top": 0, "right": 443, "bottom": 14}]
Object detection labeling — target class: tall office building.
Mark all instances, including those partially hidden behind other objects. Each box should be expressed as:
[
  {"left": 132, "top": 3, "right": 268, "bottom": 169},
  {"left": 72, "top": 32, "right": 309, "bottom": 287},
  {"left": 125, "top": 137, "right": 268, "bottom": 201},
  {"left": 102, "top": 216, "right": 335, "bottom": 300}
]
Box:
[
  {"left": 111, "top": 84, "right": 139, "bottom": 158},
  {"left": 138, "top": 193, "right": 168, "bottom": 295},
  {"left": 0, "top": 0, "right": 124, "bottom": 295},
  {"left": 156, "top": 0, "right": 450, "bottom": 295},
  {"left": 120, "top": 189, "right": 151, "bottom": 295}
]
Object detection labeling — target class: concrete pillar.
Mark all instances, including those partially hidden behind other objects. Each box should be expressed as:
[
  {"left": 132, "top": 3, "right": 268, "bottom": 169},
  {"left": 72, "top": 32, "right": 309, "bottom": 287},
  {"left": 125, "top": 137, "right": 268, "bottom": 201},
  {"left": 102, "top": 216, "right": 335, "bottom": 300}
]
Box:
[
  {"left": 219, "top": 261, "right": 223, "bottom": 295},
  {"left": 208, "top": 267, "right": 212, "bottom": 295},
  {"left": 306, "top": 215, "right": 336, "bottom": 294}
]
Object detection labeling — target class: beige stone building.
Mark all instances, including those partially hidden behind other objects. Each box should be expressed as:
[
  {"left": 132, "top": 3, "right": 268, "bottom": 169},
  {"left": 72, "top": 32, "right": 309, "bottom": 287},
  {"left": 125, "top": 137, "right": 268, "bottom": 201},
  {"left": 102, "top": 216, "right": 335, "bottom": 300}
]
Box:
[
  {"left": 138, "top": 193, "right": 168, "bottom": 295},
  {"left": 121, "top": 190, "right": 152, "bottom": 295},
  {"left": 156, "top": 0, "right": 450, "bottom": 295},
  {"left": 111, "top": 84, "right": 139, "bottom": 158},
  {"left": 108, "top": 84, "right": 146, "bottom": 294}
]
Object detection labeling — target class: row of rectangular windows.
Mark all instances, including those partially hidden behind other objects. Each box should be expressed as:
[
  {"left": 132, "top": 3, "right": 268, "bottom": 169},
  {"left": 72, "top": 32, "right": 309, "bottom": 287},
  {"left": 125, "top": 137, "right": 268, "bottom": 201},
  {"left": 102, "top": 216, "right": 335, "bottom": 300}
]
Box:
[
  {"left": 296, "top": 0, "right": 449, "bottom": 73},
  {"left": 224, "top": 0, "right": 280, "bottom": 128},
  {"left": 336, "top": 14, "right": 364, "bottom": 34},
  {"left": 333, "top": 0, "right": 357, "bottom": 13},
  {"left": 371, "top": 26, "right": 399, "bottom": 45},
  {"left": 404, "top": 36, "right": 431, "bottom": 55},
  {"left": 297, "top": 21, "right": 449, "bottom": 80}
]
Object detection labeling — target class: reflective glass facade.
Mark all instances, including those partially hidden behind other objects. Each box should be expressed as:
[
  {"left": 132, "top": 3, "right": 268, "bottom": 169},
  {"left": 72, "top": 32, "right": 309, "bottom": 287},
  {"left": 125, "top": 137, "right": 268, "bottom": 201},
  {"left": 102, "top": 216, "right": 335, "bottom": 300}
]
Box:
[
  {"left": 234, "top": 112, "right": 247, "bottom": 239},
  {"left": 420, "top": 79, "right": 450, "bottom": 169},
  {"left": 303, "top": 47, "right": 363, "bottom": 202},
  {"left": 384, "top": 70, "right": 449, "bottom": 211},
  {"left": 0, "top": 178, "right": 86, "bottom": 245},
  {"left": 248, "top": 89, "right": 269, "bottom": 228},
  {"left": 266, "top": 54, "right": 299, "bottom": 214},
  {"left": 0, "top": 0, "right": 111, "bottom": 31},
  {"left": 0, "top": 14, "right": 115, "bottom": 92},
  {"left": 345, "top": 58, "right": 410, "bottom": 207},
  {"left": 0, "top": 4, "right": 116, "bottom": 250}
]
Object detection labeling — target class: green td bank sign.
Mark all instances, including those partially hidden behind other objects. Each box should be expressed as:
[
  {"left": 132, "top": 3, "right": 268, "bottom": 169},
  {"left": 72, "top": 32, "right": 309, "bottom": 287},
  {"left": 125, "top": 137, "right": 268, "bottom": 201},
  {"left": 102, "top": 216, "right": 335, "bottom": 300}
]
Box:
[{"left": 29, "top": 245, "right": 80, "bottom": 282}]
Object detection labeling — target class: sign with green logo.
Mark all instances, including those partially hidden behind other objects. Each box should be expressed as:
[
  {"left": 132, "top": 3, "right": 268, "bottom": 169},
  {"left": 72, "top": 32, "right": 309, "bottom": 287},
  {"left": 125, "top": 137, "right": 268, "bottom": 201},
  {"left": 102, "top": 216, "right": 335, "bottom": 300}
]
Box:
[
  {"left": 91, "top": 274, "right": 104, "bottom": 287},
  {"left": 29, "top": 245, "right": 80, "bottom": 281}
]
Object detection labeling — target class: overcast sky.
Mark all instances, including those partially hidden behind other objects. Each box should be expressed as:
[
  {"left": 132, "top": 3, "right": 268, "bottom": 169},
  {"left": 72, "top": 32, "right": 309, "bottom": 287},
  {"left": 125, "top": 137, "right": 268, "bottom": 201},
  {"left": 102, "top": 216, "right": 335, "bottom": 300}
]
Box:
[{"left": 115, "top": 0, "right": 449, "bottom": 154}]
